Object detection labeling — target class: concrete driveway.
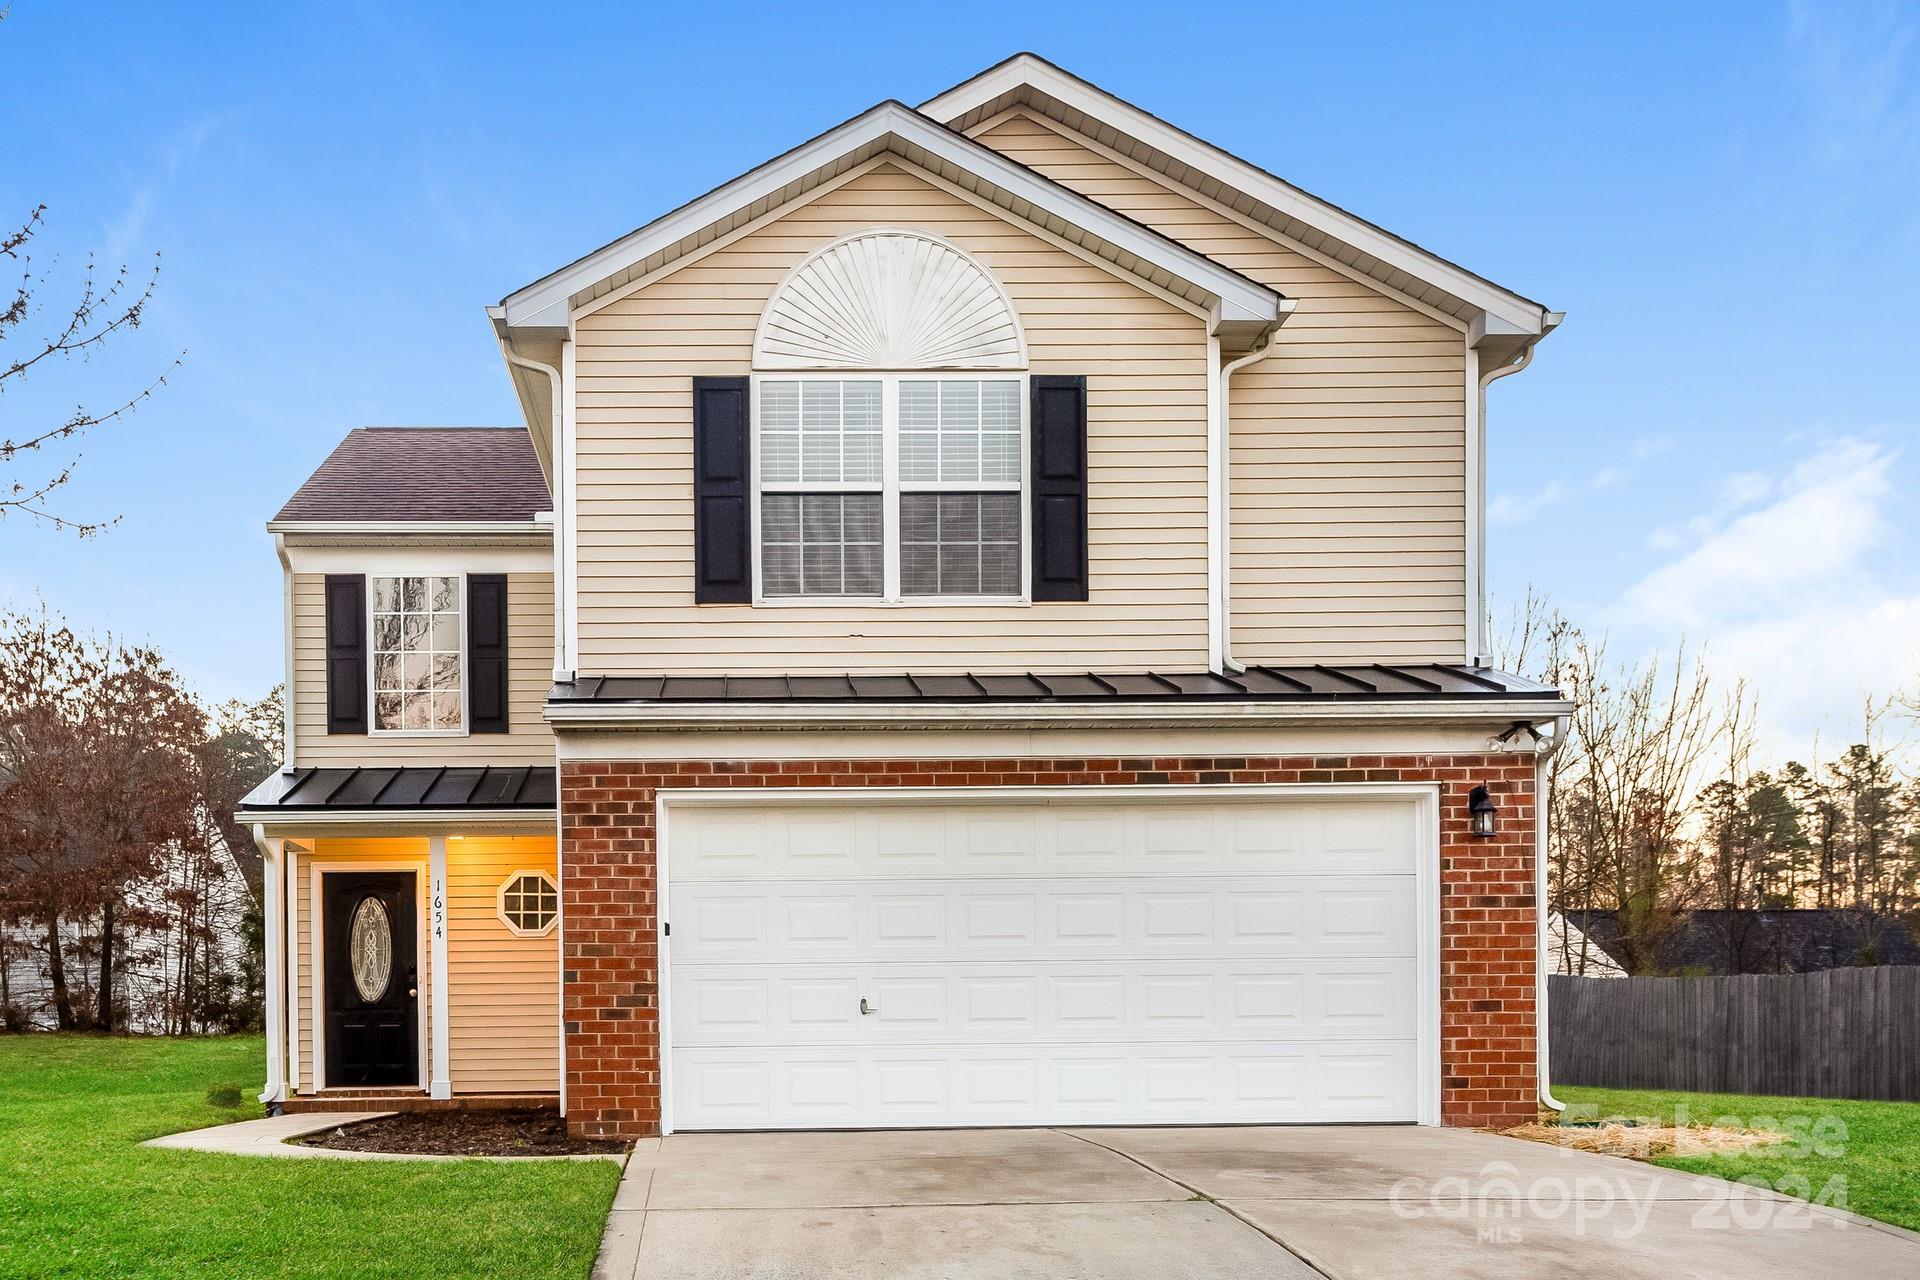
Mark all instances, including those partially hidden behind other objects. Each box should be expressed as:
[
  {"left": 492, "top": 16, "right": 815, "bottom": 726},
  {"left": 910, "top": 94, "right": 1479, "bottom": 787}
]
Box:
[{"left": 592, "top": 1125, "right": 1920, "bottom": 1280}]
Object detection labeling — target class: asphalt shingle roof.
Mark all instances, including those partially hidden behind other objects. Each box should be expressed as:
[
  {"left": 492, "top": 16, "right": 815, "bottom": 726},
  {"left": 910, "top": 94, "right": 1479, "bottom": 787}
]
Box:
[{"left": 274, "top": 427, "right": 550, "bottom": 523}]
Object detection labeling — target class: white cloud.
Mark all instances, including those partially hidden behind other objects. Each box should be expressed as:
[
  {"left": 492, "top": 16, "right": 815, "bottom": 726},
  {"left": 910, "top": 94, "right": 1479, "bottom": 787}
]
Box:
[
  {"left": 1489, "top": 461, "right": 1637, "bottom": 527},
  {"left": 1488, "top": 481, "right": 1569, "bottom": 526},
  {"left": 1629, "top": 435, "right": 1672, "bottom": 463},
  {"left": 1788, "top": 1, "right": 1920, "bottom": 182},
  {"left": 1622, "top": 439, "right": 1890, "bottom": 629},
  {"left": 100, "top": 116, "right": 216, "bottom": 261},
  {"left": 1614, "top": 437, "right": 1919, "bottom": 749}
]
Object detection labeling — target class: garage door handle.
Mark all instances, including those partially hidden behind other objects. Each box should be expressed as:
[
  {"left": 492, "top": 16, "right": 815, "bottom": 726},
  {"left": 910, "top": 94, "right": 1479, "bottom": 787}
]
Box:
[{"left": 859, "top": 998, "right": 877, "bottom": 1016}]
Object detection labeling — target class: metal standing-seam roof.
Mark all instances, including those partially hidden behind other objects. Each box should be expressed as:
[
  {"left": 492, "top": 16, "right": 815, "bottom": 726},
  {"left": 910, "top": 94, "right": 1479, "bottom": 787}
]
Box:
[
  {"left": 548, "top": 665, "right": 1560, "bottom": 705},
  {"left": 240, "top": 765, "right": 556, "bottom": 813}
]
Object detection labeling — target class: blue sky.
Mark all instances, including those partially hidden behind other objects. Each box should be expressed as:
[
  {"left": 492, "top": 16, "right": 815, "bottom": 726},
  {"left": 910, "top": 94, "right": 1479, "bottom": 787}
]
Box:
[{"left": 4, "top": 2, "right": 1917, "bottom": 754}]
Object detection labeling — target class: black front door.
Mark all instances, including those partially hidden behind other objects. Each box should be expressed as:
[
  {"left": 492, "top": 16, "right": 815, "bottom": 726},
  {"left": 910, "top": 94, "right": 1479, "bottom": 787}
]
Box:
[{"left": 323, "top": 871, "right": 419, "bottom": 1087}]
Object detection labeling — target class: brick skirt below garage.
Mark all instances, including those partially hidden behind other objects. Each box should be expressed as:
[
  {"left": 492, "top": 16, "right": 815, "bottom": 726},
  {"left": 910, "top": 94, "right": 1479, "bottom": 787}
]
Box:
[{"left": 559, "top": 754, "right": 1540, "bottom": 1139}]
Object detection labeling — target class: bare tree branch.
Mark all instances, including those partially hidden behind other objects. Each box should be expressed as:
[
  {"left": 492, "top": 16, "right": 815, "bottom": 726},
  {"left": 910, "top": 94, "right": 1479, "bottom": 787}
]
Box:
[{"left": 0, "top": 205, "right": 183, "bottom": 536}]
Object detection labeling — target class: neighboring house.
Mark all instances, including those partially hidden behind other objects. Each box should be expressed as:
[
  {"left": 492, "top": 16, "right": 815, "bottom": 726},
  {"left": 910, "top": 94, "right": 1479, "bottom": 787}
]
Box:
[
  {"left": 1, "top": 831, "right": 255, "bottom": 1032},
  {"left": 1546, "top": 912, "right": 1624, "bottom": 978},
  {"left": 1565, "top": 908, "right": 1920, "bottom": 975},
  {"left": 241, "top": 54, "right": 1568, "bottom": 1138}
]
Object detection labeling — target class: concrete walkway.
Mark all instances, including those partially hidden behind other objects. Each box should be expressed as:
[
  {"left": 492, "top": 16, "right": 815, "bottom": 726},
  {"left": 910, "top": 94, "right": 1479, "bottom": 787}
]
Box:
[
  {"left": 591, "top": 1125, "right": 1920, "bottom": 1280},
  {"left": 143, "top": 1111, "right": 403, "bottom": 1159},
  {"left": 142, "top": 1111, "right": 625, "bottom": 1162}
]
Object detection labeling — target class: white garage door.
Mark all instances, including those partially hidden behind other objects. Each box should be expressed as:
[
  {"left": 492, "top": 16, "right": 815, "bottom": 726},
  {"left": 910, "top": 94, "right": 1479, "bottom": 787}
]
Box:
[{"left": 664, "top": 791, "right": 1432, "bottom": 1130}]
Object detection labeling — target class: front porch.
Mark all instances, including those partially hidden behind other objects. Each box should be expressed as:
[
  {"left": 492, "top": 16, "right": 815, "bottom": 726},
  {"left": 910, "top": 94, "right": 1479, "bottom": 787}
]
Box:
[{"left": 242, "top": 769, "right": 563, "bottom": 1115}]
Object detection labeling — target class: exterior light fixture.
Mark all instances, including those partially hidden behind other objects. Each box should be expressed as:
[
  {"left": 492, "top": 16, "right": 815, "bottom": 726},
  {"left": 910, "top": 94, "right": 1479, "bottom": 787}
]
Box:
[{"left": 1467, "top": 785, "right": 1498, "bottom": 838}]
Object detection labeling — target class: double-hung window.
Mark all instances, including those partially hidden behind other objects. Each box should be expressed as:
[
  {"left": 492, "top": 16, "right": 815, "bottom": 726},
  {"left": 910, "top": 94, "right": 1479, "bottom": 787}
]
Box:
[{"left": 755, "top": 375, "right": 1024, "bottom": 601}]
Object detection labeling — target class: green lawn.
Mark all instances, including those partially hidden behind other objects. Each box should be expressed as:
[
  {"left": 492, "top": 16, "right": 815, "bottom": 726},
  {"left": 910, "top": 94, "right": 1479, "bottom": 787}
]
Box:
[
  {"left": 0, "top": 1035, "right": 620, "bottom": 1279},
  {"left": 1558, "top": 1085, "right": 1920, "bottom": 1232}
]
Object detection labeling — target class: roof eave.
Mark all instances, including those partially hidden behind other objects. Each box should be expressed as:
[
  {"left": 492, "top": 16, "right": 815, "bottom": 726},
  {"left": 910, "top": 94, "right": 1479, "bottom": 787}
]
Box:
[
  {"left": 498, "top": 99, "right": 1282, "bottom": 339},
  {"left": 266, "top": 519, "right": 553, "bottom": 538},
  {"left": 241, "top": 808, "right": 555, "bottom": 839}
]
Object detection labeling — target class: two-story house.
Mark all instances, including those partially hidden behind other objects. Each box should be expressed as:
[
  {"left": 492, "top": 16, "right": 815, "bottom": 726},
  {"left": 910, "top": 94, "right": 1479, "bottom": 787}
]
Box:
[{"left": 242, "top": 55, "right": 1569, "bottom": 1140}]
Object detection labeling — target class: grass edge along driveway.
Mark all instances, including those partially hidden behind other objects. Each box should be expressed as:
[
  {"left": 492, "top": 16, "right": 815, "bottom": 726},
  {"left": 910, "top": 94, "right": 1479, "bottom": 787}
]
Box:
[
  {"left": 1557, "top": 1084, "right": 1920, "bottom": 1234},
  {"left": 0, "top": 1035, "right": 619, "bottom": 1279}
]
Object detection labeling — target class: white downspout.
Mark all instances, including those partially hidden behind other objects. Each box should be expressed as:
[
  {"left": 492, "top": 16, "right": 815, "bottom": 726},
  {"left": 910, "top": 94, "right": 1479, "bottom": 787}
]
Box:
[
  {"left": 274, "top": 534, "right": 295, "bottom": 773},
  {"left": 501, "top": 347, "right": 569, "bottom": 680},
  {"left": 1472, "top": 323, "right": 1555, "bottom": 665},
  {"left": 1206, "top": 334, "right": 1225, "bottom": 673},
  {"left": 1535, "top": 715, "right": 1570, "bottom": 1113},
  {"left": 1214, "top": 304, "right": 1294, "bottom": 674}
]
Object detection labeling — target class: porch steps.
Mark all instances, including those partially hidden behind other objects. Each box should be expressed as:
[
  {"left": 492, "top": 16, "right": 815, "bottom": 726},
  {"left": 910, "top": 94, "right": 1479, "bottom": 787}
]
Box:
[{"left": 283, "top": 1092, "right": 558, "bottom": 1115}]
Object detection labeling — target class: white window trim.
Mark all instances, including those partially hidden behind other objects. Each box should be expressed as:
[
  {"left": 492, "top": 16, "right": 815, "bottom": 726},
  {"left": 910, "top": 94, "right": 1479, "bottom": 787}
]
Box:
[
  {"left": 749, "top": 370, "right": 1031, "bottom": 607},
  {"left": 496, "top": 869, "right": 560, "bottom": 938},
  {"left": 366, "top": 572, "right": 470, "bottom": 738}
]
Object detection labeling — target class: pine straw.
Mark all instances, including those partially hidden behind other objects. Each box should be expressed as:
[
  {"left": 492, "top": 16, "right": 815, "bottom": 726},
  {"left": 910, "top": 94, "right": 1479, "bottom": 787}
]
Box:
[{"left": 1502, "top": 1121, "right": 1787, "bottom": 1160}]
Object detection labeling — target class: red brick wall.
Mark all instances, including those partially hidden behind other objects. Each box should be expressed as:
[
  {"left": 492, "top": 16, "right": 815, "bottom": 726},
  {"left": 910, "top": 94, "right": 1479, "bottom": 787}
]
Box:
[{"left": 559, "top": 753, "right": 1539, "bottom": 1138}]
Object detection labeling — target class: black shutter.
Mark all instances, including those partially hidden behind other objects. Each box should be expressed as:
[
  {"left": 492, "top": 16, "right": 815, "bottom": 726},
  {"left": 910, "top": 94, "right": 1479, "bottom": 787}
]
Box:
[
  {"left": 467, "top": 574, "right": 509, "bottom": 734},
  {"left": 323, "top": 574, "right": 367, "bottom": 734},
  {"left": 1029, "top": 375, "right": 1089, "bottom": 602},
  {"left": 693, "top": 376, "right": 752, "bottom": 603}
]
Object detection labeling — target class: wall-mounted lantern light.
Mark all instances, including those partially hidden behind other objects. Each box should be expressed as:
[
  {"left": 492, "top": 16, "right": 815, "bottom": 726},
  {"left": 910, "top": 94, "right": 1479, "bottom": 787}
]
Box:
[{"left": 1467, "top": 785, "right": 1498, "bottom": 838}]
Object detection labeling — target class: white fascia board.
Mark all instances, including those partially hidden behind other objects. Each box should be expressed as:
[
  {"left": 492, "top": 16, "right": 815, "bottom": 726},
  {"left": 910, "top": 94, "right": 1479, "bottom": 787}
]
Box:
[
  {"left": 923, "top": 56, "right": 1546, "bottom": 336},
  {"left": 500, "top": 101, "right": 1281, "bottom": 336},
  {"left": 266, "top": 520, "right": 552, "bottom": 538},
  {"left": 545, "top": 697, "right": 1573, "bottom": 732},
  {"left": 240, "top": 808, "right": 555, "bottom": 836},
  {"left": 282, "top": 543, "right": 554, "bottom": 576}
]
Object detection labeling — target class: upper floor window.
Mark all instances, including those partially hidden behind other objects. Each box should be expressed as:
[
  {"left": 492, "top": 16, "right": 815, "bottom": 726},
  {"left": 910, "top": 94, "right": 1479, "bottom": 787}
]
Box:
[
  {"left": 370, "top": 575, "right": 462, "bottom": 732},
  {"left": 756, "top": 375, "right": 1024, "bottom": 600},
  {"left": 750, "top": 229, "right": 1028, "bottom": 603}
]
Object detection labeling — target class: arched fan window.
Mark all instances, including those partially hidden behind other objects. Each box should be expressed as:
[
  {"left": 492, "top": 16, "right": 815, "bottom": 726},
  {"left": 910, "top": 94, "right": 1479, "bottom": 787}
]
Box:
[{"left": 749, "top": 230, "right": 1029, "bottom": 602}]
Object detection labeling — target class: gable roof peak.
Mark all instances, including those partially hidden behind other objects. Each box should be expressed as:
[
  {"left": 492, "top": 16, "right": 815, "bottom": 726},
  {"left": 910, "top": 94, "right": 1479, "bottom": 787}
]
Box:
[
  {"left": 497, "top": 96, "right": 1284, "bottom": 348},
  {"left": 923, "top": 53, "right": 1554, "bottom": 342}
]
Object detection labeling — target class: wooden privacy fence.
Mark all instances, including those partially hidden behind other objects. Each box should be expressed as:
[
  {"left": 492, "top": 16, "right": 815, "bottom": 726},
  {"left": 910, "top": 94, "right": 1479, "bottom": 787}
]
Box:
[{"left": 1548, "top": 970, "right": 1920, "bottom": 1101}]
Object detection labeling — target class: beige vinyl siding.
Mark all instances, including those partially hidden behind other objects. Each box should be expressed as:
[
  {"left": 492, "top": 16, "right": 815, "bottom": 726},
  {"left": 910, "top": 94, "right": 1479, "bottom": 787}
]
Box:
[
  {"left": 571, "top": 161, "right": 1211, "bottom": 675},
  {"left": 446, "top": 836, "right": 559, "bottom": 1093},
  {"left": 973, "top": 113, "right": 1468, "bottom": 664},
  {"left": 290, "top": 572, "right": 555, "bottom": 766},
  {"left": 290, "top": 836, "right": 558, "bottom": 1096}
]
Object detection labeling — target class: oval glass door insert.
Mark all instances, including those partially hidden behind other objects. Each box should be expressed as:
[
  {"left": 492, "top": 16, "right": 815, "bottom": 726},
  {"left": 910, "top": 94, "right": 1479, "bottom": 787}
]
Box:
[{"left": 348, "top": 896, "right": 393, "bottom": 1002}]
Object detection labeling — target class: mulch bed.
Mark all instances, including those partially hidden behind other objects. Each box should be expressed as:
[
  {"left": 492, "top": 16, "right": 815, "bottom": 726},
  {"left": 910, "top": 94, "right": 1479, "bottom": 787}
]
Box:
[{"left": 297, "top": 1109, "right": 627, "bottom": 1157}]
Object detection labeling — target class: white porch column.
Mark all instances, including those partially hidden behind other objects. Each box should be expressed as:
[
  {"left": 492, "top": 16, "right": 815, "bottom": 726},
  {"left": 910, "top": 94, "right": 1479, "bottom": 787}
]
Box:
[
  {"left": 286, "top": 842, "right": 300, "bottom": 1091},
  {"left": 253, "top": 830, "right": 286, "bottom": 1105},
  {"left": 428, "top": 835, "right": 452, "bottom": 1099}
]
